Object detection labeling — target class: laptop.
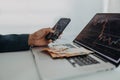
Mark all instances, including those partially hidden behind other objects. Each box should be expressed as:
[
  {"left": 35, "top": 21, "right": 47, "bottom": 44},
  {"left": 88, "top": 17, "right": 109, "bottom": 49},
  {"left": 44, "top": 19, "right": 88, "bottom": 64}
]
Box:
[{"left": 31, "top": 13, "right": 120, "bottom": 80}]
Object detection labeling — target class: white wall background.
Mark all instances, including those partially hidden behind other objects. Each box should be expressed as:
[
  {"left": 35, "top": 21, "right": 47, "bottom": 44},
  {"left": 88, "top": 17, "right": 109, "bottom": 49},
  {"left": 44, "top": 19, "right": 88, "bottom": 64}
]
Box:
[
  {"left": 103, "top": 0, "right": 120, "bottom": 13},
  {"left": 0, "top": 0, "right": 103, "bottom": 40}
]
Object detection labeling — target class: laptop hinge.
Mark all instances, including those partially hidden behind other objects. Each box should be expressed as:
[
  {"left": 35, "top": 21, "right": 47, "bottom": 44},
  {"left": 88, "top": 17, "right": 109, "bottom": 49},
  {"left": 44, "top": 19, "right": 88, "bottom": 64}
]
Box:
[{"left": 93, "top": 52, "right": 119, "bottom": 67}]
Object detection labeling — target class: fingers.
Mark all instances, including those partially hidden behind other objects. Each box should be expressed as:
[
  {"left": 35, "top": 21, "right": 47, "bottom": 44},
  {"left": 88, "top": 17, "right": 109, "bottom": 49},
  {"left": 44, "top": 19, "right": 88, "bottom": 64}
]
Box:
[
  {"left": 29, "top": 27, "right": 55, "bottom": 46},
  {"left": 48, "top": 39, "right": 53, "bottom": 43},
  {"left": 45, "top": 28, "right": 54, "bottom": 34},
  {"left": 33, "top": 28, "right": 54, "bottom": 39}
]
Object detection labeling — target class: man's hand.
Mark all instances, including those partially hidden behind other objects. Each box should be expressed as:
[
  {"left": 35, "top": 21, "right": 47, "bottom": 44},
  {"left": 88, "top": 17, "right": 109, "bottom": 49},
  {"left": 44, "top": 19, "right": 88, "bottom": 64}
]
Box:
[{"left": 28, "top": 28, "right": 54, "bottom": 46}]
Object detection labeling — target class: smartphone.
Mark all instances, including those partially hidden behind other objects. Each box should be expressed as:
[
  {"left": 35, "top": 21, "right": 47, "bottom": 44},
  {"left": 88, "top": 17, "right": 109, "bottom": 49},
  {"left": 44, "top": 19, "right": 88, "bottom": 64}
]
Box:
[{"left": 45, "top": 18, "right": 71, "bottom": 41}]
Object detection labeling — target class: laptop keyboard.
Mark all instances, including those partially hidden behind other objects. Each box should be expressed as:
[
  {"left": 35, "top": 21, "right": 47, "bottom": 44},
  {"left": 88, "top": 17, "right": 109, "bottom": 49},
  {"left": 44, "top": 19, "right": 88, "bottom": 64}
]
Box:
[{"left": 66, "top": 55, "right": 100, "bottom": 67}]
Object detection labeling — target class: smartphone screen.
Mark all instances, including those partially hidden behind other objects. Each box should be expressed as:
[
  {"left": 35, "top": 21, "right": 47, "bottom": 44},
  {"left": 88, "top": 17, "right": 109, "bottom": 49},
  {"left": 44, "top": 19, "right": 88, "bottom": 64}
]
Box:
[
  {"left": 46, "top": 18, "right": 71, "bottom": 41},
  {"left": 53, "top": 18, "right": 71, "bottom": 33}
]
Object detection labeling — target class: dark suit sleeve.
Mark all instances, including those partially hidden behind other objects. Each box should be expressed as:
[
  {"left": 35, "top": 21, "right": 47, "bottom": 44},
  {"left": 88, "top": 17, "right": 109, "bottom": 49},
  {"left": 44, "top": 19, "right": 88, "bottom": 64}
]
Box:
[{"left": 0, "top": 34, "right": 30, "bottom": 52}]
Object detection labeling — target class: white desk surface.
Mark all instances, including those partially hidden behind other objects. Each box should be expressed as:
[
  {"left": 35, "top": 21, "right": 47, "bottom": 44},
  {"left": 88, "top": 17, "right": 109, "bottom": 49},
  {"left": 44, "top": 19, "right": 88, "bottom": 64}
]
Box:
[
  {"left": 0, "top": 51, "right": 39, "bottom": 80},
  {"left": 0, "top": 50, "right": 120, "bottom": 80}
]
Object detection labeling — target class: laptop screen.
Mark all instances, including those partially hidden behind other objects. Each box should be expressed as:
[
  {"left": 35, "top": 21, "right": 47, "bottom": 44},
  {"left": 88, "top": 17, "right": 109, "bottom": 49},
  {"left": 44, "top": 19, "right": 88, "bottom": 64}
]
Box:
[{"left": 74, "top": 13, "right": 120, "bottom": 63}]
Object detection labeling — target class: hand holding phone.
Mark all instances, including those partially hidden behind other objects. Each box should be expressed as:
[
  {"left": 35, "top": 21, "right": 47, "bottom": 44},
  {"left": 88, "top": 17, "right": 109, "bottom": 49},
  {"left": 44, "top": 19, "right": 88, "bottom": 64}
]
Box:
[{"left": 45, "top": 18, "right": 71, "bottom": 41}]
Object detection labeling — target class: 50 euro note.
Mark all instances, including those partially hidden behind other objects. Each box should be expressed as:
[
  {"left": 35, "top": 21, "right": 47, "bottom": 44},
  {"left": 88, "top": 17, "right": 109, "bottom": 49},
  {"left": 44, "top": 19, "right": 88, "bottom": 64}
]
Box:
[{"left": 41, "top": 44, "right": 93, "bottom": 58}]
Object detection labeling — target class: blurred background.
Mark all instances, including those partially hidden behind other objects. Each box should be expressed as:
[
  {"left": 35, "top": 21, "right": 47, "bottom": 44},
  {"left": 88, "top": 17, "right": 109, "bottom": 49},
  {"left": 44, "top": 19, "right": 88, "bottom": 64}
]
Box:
[{"left": 0, "top": 0, "right": 120, "bottom": 41}]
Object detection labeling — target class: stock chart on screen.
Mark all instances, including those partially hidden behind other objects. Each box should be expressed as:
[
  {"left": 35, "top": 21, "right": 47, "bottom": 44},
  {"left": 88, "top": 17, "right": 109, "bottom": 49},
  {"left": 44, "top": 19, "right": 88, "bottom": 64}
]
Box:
[{"left": 75, "top": 14, "right": 120, "bottom": 61}]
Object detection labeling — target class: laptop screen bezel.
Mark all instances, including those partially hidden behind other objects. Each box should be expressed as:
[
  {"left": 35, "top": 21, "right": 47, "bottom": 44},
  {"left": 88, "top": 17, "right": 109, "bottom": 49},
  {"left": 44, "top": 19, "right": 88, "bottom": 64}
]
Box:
[{"left": 73, "top": 13, "right": 120, "bottom": 67}]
